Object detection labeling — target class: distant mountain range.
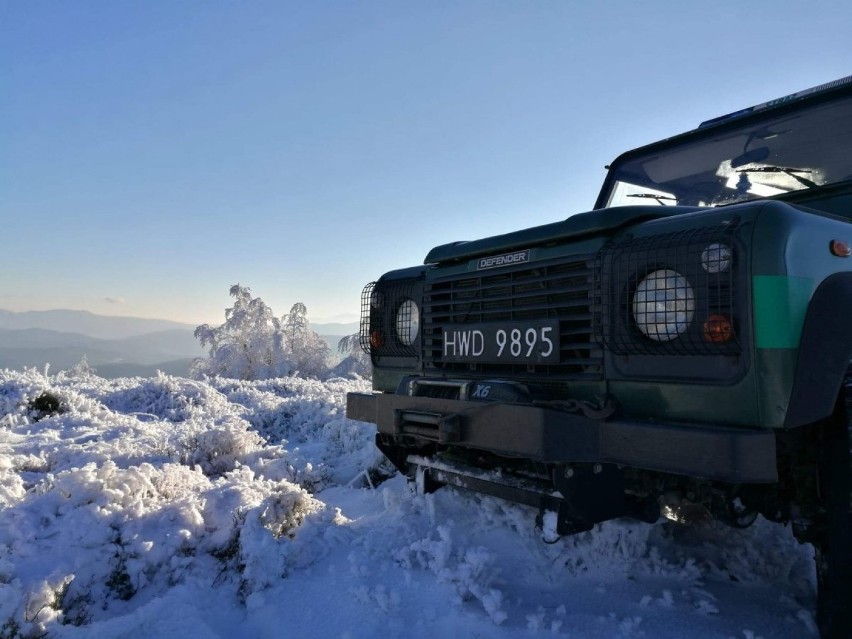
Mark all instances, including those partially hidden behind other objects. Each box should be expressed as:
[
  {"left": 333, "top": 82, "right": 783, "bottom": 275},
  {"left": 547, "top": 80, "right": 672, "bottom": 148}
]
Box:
[
  {"left": 0, "top": 309, "right": 359, "bottom": 379},
  {"left": 0, "top": 309, "right": 195, "bottom": 340}
]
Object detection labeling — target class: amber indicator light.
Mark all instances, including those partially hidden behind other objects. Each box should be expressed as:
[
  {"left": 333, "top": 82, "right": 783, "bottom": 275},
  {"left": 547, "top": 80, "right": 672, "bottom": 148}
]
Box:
[
  {"left": 830, "top": 240, "right": 851, "bottom": 257},
  {"left": 703, "top": 315, "right": 734, "bottom": 343},
  {"left": 370, "top": 330, "right": 385, "bottom": 349}
]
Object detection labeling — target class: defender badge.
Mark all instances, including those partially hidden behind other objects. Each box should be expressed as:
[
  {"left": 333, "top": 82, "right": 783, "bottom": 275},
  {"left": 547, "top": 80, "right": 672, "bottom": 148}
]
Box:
[{"left": 476, "top": 249, "right": 531, "bottom": 270}]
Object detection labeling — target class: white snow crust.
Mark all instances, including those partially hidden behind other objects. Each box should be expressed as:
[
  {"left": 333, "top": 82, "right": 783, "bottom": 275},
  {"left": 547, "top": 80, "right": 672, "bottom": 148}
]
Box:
[{"left": 0, "top": 368, "right": 819, "bottom": 638}]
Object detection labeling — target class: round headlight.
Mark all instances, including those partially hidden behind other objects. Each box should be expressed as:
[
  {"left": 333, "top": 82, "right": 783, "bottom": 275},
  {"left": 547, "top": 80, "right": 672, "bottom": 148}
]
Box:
[
  {"left": 700, "top": 243, "right": 732, "bottom": 274},
  {"left": 395, "top": 299, "right": 420, "bottom": 346},
  {"left": 632, "top": 269, "right": 695, "bottom": 342}
]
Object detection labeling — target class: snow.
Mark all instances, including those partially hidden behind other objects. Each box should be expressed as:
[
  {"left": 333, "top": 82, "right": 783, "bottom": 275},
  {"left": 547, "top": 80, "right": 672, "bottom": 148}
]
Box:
[{"left": 0, "top": 367, "right": 819, "bottom": 638}]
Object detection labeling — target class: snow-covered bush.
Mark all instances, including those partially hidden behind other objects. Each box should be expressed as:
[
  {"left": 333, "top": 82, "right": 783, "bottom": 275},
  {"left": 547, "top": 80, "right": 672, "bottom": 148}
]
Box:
[
  {"left": 63, "top": 355, "right": 98, "bottom": 378},
  {"left": 191, "top": 285, "right": 330, "bottom": 381},
  {"left": 180, "top": 420, "right": 266, "bottom": 476},
  {"left": 26, "top": 391, "right": 64, "bottom": 422},
  {"left": 102, "top": 374, "right": 221, "bottom": 423},
  {"left": 329, "top": 334, "right": 371, "bottom": 379}
]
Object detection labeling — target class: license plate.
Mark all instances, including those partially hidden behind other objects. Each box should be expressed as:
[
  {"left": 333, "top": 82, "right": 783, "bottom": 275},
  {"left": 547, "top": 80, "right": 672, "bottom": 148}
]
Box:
[{"left": 441, "top": 320, "right": 560, "bottom": 364}]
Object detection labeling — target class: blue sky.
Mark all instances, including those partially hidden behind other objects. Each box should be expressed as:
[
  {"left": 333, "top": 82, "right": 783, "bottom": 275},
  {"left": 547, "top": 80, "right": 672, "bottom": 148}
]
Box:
[{"left": 2, "top": 1, "right": 851, "bottom": 325}]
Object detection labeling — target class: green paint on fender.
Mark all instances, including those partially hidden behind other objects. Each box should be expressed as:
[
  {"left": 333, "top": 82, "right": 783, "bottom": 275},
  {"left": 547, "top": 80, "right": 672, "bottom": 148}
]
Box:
[{"left": 753, "top": 276, "right": 813, "bottom": 348}]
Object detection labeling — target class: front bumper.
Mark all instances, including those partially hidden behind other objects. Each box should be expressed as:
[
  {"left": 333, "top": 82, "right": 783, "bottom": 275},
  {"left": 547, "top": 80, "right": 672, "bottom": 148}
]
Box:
[{"left": 347, "top": 392, "right": 778, "bottom": 484}]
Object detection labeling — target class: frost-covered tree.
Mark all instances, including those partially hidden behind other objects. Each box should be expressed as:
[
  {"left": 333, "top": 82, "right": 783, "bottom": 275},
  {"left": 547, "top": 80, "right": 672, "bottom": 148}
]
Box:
[
  {"left": 191, "top": 285, "right": 329, "bottom": 380},
  {"left": 192, "top": 285, "right": 285, "bottom": 380},
  {"left": 281, "top": 302, "right": 330, "bottom": 379}
]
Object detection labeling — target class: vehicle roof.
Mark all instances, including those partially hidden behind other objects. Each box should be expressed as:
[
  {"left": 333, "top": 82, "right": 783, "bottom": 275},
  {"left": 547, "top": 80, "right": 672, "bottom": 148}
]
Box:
[{"left": 594, "top": 76, "right": 852, "bottom": 210}]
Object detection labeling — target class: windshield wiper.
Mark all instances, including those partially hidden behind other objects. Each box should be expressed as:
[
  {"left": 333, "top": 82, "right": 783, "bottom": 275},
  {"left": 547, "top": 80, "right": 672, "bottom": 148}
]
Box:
[
  {"left": 736, "top": 166, "right": 818, "bottom": 188},
  {"left": 626, "top": 193, "right": 677, "bottom": 206}
]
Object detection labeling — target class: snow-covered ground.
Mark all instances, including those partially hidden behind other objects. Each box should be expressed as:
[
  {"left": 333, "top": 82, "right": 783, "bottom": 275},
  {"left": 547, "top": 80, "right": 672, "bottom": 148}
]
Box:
[{"left": 0, "top": 368, "right": 819, "bottom": 638}]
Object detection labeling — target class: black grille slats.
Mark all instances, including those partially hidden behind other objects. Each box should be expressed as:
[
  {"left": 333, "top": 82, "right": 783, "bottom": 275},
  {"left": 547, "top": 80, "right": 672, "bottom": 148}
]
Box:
[{"left": 423, "top": 256, "right": 602, "bottom": 379}]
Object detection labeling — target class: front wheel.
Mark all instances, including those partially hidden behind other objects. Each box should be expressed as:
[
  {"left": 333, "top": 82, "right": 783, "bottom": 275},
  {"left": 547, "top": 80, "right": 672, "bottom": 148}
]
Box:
[{"left": 813, "top": 389, "right": 852, "bottom": 638}]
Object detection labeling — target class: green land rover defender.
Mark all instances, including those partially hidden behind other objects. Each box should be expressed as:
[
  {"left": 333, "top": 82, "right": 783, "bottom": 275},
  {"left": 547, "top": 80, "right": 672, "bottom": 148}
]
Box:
[{"left": 347, "top": 77, "right": 852, "bottom": 637}]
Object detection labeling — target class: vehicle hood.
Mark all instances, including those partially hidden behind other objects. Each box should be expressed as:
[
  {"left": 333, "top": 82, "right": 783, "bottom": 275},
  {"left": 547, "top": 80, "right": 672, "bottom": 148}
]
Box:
[{"left": 423, "top": 206, "right": 697, "bottom": 265}]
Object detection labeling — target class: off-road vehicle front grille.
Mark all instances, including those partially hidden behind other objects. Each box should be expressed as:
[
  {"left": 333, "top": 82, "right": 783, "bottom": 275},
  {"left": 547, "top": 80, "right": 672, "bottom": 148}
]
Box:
[{"left": 422, "top": 255, "right": 602, "bottom": 380}]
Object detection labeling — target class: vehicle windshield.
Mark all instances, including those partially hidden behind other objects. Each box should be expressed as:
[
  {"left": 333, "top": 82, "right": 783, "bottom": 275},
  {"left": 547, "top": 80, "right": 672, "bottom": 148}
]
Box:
[{"left": 601, "top": 96, "right": 852, "bottom": 208}]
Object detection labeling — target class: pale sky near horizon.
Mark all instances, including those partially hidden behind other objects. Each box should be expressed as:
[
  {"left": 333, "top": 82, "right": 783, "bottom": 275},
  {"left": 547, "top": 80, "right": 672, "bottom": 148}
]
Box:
[{"left": 2, "top": 1, "right": 851, "bottom": 324}]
